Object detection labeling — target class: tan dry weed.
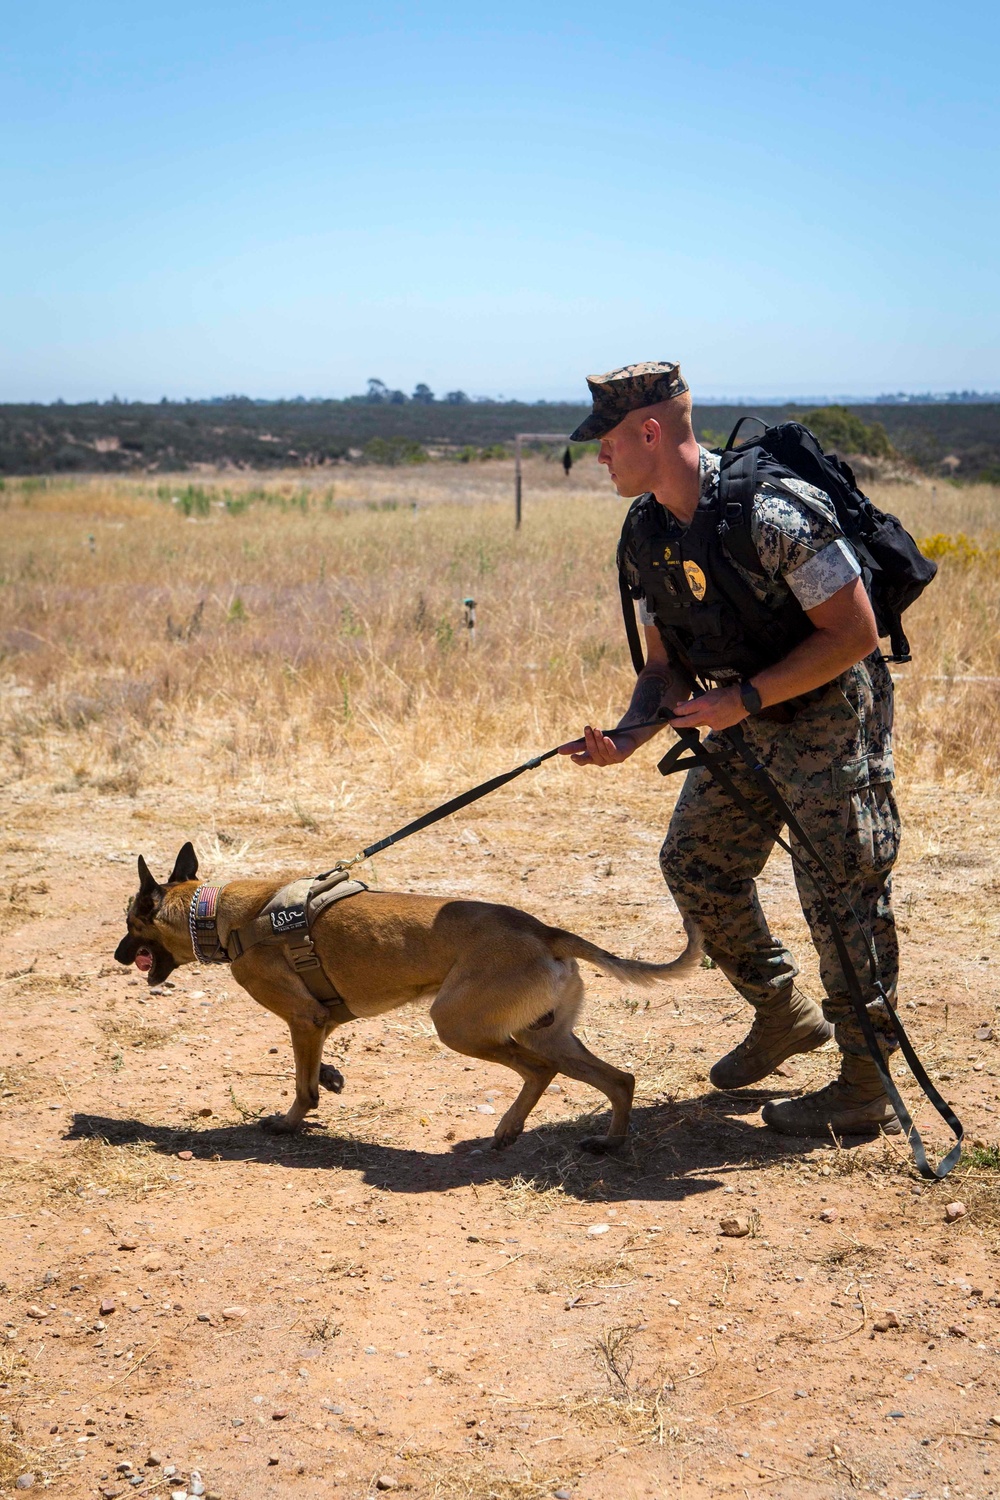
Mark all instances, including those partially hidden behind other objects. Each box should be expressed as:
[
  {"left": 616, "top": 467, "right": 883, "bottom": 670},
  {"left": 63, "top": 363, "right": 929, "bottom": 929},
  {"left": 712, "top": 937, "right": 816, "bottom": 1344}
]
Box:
[{"left": 4, "top": 465, "right": 998, "bottom": 808}]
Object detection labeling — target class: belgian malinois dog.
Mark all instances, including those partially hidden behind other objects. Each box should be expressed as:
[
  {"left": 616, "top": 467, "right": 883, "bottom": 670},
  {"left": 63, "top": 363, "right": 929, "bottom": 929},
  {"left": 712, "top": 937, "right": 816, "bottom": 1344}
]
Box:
[{"left": 115, "top": 843, "right": 701, "bottom": 1152}]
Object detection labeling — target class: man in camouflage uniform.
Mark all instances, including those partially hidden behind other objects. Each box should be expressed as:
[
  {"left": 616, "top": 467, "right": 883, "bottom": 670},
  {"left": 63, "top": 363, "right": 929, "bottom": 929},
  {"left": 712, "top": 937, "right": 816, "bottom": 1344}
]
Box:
[{"left": 559, "top": 362, "right": 901, "bottom": 1137}]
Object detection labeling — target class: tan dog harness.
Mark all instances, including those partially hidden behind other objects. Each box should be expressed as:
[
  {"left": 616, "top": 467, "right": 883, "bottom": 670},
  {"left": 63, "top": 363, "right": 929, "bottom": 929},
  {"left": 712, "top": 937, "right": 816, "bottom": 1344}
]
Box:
[{"left": 188, "top": 871, "right": 367, "bottom": 1023}]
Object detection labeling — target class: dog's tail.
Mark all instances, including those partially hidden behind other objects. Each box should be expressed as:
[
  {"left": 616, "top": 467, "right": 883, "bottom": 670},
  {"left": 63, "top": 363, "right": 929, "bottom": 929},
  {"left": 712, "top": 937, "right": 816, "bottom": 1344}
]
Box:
[{"left": 550, "top": 917, "right": 703, "bottom": 988}]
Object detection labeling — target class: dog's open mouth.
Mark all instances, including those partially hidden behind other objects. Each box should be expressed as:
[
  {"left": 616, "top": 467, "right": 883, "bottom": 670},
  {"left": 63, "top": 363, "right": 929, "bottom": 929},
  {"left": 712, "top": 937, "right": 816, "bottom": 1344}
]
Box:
[{"left": 135, "top": 948, "right": 153, "bottom": 974}]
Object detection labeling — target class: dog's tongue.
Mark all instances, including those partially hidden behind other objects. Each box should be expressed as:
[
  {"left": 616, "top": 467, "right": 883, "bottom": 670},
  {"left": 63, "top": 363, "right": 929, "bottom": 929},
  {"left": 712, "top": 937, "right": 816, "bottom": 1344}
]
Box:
[{"left": 135, "top": 951, "right": 153, "bottom": 974}]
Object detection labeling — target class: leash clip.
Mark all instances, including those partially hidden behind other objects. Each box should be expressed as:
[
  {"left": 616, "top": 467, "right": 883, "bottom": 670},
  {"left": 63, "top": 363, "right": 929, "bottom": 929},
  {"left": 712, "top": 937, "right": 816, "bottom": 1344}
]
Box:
[{"left": 334, "top": 850, "right": 367, "bottom": 873}]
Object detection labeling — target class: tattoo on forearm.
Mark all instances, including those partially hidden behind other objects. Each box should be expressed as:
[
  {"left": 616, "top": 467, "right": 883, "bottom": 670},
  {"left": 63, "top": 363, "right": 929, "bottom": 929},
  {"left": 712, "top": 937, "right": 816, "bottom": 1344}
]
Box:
[{"left": 619, "top": 672, "right": 674, "bottom": 729}]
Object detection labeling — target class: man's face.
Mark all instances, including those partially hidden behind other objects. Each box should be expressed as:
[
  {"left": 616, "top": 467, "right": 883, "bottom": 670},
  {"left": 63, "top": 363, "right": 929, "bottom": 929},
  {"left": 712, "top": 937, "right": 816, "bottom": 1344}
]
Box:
[{"left": 597, "top": 412, "right": 658, "bottom": 498}]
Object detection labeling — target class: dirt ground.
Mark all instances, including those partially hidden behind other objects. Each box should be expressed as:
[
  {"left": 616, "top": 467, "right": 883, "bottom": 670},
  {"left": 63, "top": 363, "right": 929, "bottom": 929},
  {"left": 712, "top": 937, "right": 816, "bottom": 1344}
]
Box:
[{"left": 1, "top": 740, "right": 999, "bottom": 1500}]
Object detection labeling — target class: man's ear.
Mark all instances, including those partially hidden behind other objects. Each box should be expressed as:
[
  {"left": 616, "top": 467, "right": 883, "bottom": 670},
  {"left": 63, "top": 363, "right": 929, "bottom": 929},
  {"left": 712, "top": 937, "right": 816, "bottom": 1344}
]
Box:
[{"left": 167, "top": 842, "right": 199, "bottom": 884}]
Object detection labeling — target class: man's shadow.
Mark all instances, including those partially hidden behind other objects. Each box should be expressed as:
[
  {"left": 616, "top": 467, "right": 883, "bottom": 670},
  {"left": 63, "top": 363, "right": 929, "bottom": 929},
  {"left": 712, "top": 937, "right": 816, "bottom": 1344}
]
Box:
[{"left": 66, "top": 1087, "right": 818, "bottom": 1206}]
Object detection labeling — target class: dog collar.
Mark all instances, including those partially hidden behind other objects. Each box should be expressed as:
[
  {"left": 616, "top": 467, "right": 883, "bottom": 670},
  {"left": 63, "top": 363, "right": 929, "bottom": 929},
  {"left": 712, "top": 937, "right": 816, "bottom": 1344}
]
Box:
[{"left": 188, "top": 884, "right": 230, "bottom": 965}]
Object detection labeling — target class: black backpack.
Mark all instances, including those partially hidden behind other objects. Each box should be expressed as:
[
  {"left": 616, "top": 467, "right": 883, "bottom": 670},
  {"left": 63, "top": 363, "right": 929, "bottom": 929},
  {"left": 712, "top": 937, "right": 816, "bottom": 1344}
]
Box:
[{"left": 715, "top": 418, "right": 937, "bottom": 664}]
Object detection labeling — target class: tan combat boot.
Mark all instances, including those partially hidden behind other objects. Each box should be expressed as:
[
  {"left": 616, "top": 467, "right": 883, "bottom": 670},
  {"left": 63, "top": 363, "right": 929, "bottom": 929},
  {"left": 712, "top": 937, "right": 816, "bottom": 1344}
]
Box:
[
  {"left": 761, "top": 1050, "right": 901, "bottom": 1136},
  {"left": 709, "top": 986, "right": 833, "bottom": 1089}
]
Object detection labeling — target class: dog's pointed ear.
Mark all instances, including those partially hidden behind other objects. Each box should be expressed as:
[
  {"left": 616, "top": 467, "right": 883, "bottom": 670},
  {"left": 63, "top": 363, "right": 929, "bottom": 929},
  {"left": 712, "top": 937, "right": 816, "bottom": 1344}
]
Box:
[
  {"left": 137, "top": 855, "right": 160, "bottom": 898},
  {"left": 167, "top": 842, "right": 198, "bottom": 884}
]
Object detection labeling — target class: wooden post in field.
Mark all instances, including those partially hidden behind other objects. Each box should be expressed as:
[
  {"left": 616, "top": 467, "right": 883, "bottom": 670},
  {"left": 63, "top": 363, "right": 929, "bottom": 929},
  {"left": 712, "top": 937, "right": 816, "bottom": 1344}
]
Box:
[
  {"left": 514, "top": 433, "right": 570, "bottom": 529},
  {"left": 515, "top": 434, "right": 523, "bottom": 530}
]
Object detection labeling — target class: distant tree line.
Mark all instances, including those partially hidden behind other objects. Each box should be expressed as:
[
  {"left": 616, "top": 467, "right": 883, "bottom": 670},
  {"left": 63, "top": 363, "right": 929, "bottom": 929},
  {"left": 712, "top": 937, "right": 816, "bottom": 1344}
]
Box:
[
  {"left": 361, "top": 379, "right": 474, "bottom": 406},
  {"left": 0, "top": 397, "right": 997, "bottom": 479}
]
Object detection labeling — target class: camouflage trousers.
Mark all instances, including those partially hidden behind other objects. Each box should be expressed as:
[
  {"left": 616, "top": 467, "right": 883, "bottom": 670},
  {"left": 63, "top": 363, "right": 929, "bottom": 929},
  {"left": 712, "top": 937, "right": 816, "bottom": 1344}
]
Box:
[{"left": 659, "top": 733, "right": 900, "bottom": 1059}]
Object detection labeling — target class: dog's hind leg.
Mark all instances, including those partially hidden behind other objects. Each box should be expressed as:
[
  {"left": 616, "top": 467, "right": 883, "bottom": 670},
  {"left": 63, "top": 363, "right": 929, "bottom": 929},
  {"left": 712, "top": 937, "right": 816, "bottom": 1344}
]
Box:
[
  {"left": 512, "top": 966, "right": 634, "bottom": 1152},
  {"left": 519, "top": 1027, "right": 634, "bottom": 1152},
  {"left": 430, "top": 977, "right": 557, "bottom": 1151}
]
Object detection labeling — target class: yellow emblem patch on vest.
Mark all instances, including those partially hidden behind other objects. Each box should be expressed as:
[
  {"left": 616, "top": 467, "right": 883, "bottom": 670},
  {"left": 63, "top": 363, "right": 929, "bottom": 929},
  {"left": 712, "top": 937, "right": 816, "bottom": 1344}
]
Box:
[
  {"left": 683, "top": 560, "right": 708, "bottom": 601},
  {"left": 663, "top": 544, "right": 673, "bottom": 562}
]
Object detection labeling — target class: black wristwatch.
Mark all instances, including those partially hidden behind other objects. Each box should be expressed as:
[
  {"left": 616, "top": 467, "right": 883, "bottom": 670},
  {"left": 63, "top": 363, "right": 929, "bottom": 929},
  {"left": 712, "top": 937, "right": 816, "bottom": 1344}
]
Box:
[{"left": 739, "top": 679, "right": 763, "bottom": 716}]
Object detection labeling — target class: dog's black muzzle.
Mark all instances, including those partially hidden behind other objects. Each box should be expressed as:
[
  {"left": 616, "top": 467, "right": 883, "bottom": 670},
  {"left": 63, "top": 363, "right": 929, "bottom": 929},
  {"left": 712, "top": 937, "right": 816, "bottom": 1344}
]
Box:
[{"left": 114, "top": 934, "right": 179, "bottom": 986}]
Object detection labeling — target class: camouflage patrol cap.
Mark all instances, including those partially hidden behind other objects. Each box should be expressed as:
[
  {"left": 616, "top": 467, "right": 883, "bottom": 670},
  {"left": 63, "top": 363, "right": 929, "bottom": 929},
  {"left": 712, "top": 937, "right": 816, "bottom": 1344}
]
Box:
[{"left": 569, "top": 361, "right": 689, "bottom": 442}]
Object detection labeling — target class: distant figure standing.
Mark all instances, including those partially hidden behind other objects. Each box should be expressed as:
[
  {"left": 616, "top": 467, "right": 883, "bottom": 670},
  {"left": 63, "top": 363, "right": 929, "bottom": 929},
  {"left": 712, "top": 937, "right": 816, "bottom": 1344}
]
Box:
[
  {"left": 559, "top": 361, "right": 901, "bottom": 1140},
  {"left": 562, "top": 446, "right": 573, "bottom": 477}
]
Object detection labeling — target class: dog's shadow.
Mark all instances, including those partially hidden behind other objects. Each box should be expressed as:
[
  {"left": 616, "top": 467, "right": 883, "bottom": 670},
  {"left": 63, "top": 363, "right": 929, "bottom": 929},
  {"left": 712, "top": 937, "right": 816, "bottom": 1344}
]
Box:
[{"left": 66, "top": 1089, "right": 818, "bottom": 1205}]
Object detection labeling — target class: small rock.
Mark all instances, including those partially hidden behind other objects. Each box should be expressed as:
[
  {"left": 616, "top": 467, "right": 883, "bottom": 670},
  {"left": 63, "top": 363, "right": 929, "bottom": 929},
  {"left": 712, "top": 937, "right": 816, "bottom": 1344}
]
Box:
[
  {"left": 818, "top": 1208, "right": 838, "bottom": 1223},
  {"left": 146, "top": 1452, "right": 163, "bottom": 1466},
  {"left": 873, "top": 1310, "right": 901, "bottom": 1332},
  {"left": 793, "top": 1389, "right": 808, "bottom": 1399},
  {"left": 720, "top": 1215, "right": 750, "bottom": 1238},
  {"left": 976, "top": 1025, "right": 994, "bottom": 1041},
  {"left": 15, "top": 1476, "right": 35, "bottom": 1491},
  {"left": 198, "top": 1107, "right": 213, "bottom": 1117},
  {"left": 25, "top": 1305, "right": 47, "bottom": 1320},
  {"left": 587, "top": 1224, "right": 610, "bottom": 1236},
  {"left": 553, "top": 1491, "right": 572, "bottom": 1500},
  {"left": 170, "top": 1490, "right": 188, "bottom": 1500},
  {"left": 119, "top": 1238, "right": 138, "bottom": 1251},
  {"left": 945, "top": 1201, "right": 967, "bottom": 1222},
  {"left": 143, "top": 1256, "right": 164, "bottom": 1272},
  {"left": 272, "top": 1408, "right": 288, "bottom": 1420},
  {"left": 197, "top": 1312, "right": 212, "bottom": 1322},
  {"left": 321, "top": 1402, "right": 345, "bottom": 1414},
  {"left": 189, "top": 1477, "right": 206, "bottom": 1497},
  {"left": 267, "top": 1454, "right": 279, "bottom": 1466},
  {"left": 545, "top": 1083, "right": 562, "bottom": 1094},
  {"left": 989, "top": 1413, "right": 1000, "bottom": 1427},
  {"left": 100, "top": 1298, "right": 117, "bottom": 1315},
  {"left": 116, "top": 1462, "right": 134, "bottom": 1473},
  {"left": 221, "top": 1306, "right": 247, "bottom": 1320},
  {"left": 376, "top": 1479, "right": 398, "bottom": 1492},
  {"left": 949, "top": 1323, "right": 969, "bottom": 1338},
  {"left": 177, "top": 1150, "right": 194, "bottom": 1161}
]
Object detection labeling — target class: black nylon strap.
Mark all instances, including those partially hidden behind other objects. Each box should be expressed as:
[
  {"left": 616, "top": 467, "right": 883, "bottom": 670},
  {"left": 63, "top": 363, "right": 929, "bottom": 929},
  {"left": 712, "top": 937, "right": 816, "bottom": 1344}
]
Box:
[
  {"left": 317, "top": 750, "right": 561, "bottom": 877},
  {"left": 319, "top": 719, "right": 674, "bottom": 880},
  {"left": 619, "top": 568, "right": 647, "bottom": 675},
  {"left": 658, "top": 725, "right": 962, "bottom": 1179}
]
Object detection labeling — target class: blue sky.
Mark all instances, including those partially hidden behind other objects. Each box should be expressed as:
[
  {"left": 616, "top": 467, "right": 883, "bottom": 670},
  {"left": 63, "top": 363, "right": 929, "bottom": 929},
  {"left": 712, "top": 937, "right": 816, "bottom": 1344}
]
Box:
[{"left": 3, "top": 1, "right": 997, "bottom": 402}]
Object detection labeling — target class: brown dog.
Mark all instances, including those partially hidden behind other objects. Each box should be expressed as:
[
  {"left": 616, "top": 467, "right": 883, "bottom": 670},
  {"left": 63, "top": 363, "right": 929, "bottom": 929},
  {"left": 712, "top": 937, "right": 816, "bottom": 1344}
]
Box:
[{"left": 115, "top": 843, "right": 701, "bottom": 1152}]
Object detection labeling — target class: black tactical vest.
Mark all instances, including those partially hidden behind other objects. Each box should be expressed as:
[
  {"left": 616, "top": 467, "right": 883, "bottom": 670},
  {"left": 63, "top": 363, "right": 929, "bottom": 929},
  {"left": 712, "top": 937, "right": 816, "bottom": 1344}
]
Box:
[{"left": 618, "top": 488, "right": 815, "bottom": 682}]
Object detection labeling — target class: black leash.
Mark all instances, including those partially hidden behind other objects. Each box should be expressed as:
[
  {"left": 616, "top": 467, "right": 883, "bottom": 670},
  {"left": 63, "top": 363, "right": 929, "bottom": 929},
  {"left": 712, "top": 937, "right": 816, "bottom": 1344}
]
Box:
[
  {"left": 658, "top": 723, "right": 962, "bottom": 1179},
  {"left": 318, "top": 720, "right": 670, "bottom": 879}
]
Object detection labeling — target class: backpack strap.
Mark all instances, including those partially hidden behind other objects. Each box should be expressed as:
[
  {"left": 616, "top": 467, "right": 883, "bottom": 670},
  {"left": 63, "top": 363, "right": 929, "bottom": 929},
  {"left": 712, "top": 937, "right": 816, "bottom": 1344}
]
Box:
[
  {"left": 619, "top": 566, "right": 646, "bottom": 674},
  {"left": 717, "top": 445, "right": 767, "bottom": 577},
  {"left": 617, "top": 501, "right": 649, "bottom": 675}
]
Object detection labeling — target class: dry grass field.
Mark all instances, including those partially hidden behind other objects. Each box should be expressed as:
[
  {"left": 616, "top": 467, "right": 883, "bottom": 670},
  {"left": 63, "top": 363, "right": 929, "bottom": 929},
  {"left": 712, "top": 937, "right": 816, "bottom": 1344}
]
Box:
[{"left": 2, "top": 458, "right": 1000, "bottom": 1500}]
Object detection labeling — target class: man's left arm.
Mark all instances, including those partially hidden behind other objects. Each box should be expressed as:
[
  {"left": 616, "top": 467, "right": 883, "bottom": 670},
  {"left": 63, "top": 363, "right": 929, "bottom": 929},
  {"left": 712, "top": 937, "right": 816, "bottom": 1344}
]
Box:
[{"left": 670, "top": 575, "right": 878, "bottom": 733}]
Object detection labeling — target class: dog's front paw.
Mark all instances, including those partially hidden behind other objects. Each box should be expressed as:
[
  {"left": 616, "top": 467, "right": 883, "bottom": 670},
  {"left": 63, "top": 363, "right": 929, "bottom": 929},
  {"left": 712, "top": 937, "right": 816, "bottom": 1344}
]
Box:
[
  {"left": 259, "top": 1112, "right": 301, "bottom": 1135},
  {"left": 319, "top": 1064, "right": 345, "bottom": 1094},
  {"left": 579, "top": 1133, "right": 627, "bottom": 1155}
]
